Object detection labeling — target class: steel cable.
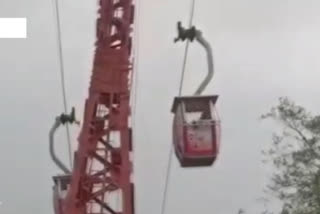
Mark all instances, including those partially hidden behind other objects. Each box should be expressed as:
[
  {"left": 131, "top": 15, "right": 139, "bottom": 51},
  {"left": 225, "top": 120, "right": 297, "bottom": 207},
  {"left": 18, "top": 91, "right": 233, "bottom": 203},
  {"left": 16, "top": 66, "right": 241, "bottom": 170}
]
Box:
[
  {"left": 160, "top": 1, "right": 196, "bottom": 214},
  {"left": 51, "top": 0, "right": 73, "bottom": 168}
]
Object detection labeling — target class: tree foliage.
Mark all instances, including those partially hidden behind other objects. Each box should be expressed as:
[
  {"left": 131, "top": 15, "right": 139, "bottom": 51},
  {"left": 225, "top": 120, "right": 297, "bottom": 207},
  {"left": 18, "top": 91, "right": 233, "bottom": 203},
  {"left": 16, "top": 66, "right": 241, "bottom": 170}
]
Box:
[{"left": 261, "top": 97, "right": 320, "bottom": 214}]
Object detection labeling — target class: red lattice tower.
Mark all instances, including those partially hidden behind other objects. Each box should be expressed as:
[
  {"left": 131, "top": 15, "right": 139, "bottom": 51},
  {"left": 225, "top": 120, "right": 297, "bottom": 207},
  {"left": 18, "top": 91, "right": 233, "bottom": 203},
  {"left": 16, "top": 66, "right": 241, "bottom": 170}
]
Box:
[{"left": 59, "top": 1, "right": 135, "bottom": 214}]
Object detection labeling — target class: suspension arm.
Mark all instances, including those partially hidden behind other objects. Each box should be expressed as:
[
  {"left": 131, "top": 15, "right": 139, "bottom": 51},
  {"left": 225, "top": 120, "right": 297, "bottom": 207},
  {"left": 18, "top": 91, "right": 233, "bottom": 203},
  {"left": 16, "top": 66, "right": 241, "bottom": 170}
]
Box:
[
  {"left": 49, "top": 107, "right": 79, "bottom": 174},
  {"left": 194, "top": 30, "right": 214, "bottom": 95},
  {"left": 49, "top": 117, "right": 71, "bottom": 174},
  {"left": 174, "top": 22, "right": 214, "bottom": 95}
]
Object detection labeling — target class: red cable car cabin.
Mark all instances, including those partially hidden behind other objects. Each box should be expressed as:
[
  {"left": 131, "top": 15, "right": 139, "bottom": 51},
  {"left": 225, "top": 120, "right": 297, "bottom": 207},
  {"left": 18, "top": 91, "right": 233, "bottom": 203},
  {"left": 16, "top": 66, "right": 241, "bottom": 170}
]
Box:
[{"left": 171, "top": 95, "right": 220, "bottom": 167}]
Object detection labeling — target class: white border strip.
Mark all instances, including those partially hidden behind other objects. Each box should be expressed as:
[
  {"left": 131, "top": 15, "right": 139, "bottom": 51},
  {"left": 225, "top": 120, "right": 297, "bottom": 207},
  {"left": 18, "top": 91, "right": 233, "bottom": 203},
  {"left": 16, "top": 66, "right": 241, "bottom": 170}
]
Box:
[{"left": 0, "top": 18, "right": 27, "bottom": 38}]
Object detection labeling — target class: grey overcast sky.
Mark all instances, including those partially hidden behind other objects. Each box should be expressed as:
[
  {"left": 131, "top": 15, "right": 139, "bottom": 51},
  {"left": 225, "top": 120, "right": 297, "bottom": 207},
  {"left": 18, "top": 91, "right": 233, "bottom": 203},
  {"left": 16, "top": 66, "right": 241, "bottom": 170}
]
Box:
[{"left": 1, "top": 0, "right": 320, "bottom": 213}]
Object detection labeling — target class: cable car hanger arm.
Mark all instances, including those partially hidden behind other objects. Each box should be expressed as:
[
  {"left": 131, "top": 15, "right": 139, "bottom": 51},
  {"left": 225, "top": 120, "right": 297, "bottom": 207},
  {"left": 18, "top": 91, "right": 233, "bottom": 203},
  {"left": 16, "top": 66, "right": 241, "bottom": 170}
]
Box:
[
  {"left": 174, "top": 21, "right": 214, "bottom": 95},
  {"left": 49, "top": 107, "right": 79, "bottom": 174}
]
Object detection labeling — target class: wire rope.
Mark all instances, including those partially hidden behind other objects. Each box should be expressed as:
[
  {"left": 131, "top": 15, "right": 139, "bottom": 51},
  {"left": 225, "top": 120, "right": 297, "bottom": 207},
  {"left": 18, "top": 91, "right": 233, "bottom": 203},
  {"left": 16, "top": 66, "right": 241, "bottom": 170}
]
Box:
[
  {"left": 160, "top": 1, "right": 196, "bottom": 214},
  {"left": 51, "top": 0, "right": 73, "bottom": 168}
]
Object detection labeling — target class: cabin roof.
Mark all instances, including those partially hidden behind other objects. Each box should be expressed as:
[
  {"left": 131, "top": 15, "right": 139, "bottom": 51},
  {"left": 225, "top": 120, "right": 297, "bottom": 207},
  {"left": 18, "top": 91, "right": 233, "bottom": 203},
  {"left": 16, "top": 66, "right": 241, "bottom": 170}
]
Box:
[{"left": 171, "top": 95, "right": 219, "bottom": 113}]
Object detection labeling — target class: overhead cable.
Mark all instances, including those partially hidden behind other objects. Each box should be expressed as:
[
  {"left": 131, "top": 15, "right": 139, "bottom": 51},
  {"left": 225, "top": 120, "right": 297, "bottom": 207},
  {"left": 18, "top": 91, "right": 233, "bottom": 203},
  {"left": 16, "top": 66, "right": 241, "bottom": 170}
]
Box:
[
  {"left": 160, "top": 1, "right": 197, "bottom": 214},
  {"left": 51, "top": 0, "right": 73, "bottom": 168}
]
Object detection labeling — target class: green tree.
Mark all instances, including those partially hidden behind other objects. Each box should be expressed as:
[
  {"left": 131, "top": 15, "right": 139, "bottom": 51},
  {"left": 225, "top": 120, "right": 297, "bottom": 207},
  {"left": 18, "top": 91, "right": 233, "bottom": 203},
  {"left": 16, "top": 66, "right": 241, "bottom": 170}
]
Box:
[{"left": 261, "top": 97, "right": 320, "bottom": 214}]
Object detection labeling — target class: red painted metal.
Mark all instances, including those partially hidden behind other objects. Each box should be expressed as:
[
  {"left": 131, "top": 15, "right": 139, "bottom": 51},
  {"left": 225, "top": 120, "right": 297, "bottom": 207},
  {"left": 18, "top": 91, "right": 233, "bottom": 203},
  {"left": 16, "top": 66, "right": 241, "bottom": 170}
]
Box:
[
  {"left": 171, "top": 95, "right": 220, "bottom": 167},
  {"left": 53, "top": 1, "right": 135, "bottom": 214}
]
